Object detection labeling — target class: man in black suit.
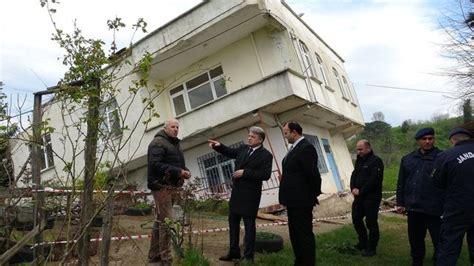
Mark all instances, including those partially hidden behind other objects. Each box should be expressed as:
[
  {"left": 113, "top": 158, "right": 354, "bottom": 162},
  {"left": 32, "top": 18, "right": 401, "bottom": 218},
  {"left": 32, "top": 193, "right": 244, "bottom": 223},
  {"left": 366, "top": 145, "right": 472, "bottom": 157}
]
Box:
[
  {"left": 279, "top": 121, "right": 322, "bottom": 266},
  {"left": 208, "top": 126, "right": 273, "bottom": 263}
]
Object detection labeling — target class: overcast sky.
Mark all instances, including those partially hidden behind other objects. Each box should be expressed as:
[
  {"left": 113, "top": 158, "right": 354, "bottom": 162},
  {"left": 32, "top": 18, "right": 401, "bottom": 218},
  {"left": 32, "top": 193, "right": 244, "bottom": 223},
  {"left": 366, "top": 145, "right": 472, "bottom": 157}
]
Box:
[{"left": 0, "top": 0, "right": 465, "bottom": 126}]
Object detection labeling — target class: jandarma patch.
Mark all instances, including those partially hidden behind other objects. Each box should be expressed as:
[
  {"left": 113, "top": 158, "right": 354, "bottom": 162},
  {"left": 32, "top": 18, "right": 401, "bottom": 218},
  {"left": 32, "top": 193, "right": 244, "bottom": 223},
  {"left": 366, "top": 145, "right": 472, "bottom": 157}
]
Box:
[{"left": 457, "top": 152, "right": 474, "bottom": 164}]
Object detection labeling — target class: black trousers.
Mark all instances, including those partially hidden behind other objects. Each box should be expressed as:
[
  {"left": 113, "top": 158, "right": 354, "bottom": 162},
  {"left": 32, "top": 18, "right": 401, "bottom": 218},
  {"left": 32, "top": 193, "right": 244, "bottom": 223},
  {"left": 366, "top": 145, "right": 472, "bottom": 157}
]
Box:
[
  {"left": 407, "top": 211, "right": 441, "bottom": 265},
  {"left": 228, "top": 211, "right": 256, "bottom": 259},
  {"left": 287, "top": 206, "right": 315, "bottom": 266},
  {"left": 352, "top": 199, "right": 380, "bottom": 251},
  {"left": 437, "top": 221, "right": 474, "bottom": 266}
]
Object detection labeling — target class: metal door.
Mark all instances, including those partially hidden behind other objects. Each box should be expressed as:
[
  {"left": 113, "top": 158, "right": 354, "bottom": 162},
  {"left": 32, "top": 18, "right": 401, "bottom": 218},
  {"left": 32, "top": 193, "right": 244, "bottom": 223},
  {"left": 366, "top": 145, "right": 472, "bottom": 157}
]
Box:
[{"left": 322, "top": 138, "right": 343, "bottom": 191}]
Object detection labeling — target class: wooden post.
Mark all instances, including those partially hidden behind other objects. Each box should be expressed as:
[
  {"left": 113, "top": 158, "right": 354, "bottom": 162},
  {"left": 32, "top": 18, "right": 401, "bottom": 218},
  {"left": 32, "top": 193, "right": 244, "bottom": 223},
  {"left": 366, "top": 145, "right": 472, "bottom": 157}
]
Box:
[
  {"left": 32, "top": 93, "right": 45, "bottom": 265},
  {"left": 78, "top": 79, "right": 101, "bottom": 265},
  {"left": 100, "top": 177, "right": 115, "bottom": 266}
]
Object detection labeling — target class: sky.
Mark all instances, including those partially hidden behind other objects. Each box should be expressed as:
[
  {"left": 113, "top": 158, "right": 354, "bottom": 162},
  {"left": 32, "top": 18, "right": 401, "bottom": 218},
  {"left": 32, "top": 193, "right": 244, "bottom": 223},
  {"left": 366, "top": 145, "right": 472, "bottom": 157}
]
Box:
[{"left": 0, "top": 0, "right": 466, "bottom": 126}]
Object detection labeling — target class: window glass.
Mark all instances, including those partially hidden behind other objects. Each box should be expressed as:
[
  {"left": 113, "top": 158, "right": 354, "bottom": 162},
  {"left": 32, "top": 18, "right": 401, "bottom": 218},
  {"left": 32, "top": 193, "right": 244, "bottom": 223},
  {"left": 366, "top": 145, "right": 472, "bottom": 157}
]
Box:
[
  {"left": 197, "top": 141, "right": 243, "bottom": 195},
  {"left": 210, "top": 66, "right": 223, "bottom": 78},
  {"left": 315, "top": 53, "right": 329, "bottom": 85},
  {"left": 170, "top": 85, "right": 184, "bottom": 95},
  {"left": 214, "top": 78, "right": 227, "bottom": 98},
  {"left": 303, "top": 134, "right": 329, "bottom": 173},
  {"left": 172, "top": 95, "right": 186, "bottom": 115},
  {"left": 186, "top": 73, "right": 209, "bottom": 89},
  {"left": 188, "top": 82, "right": 213, "bottom": 109},
  {"left": 333, "top": 68, "right": 347, "bottom": 98},
  {"left": 170, "top": 65, "right": 227, "bottom": 116},
  {"left": 299, "top": 41, "right": 316, "bottom": 78}
]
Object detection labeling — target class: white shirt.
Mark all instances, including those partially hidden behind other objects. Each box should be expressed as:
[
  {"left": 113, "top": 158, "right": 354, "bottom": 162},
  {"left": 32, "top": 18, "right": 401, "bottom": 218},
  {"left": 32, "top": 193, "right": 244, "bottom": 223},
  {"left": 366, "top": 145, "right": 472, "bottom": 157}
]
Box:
[
  {"left": 288, "top": 136, "right": 305, "bottom": 152},
  {"left": 248, "top": 144, "right": 262, "bottom": 156}
]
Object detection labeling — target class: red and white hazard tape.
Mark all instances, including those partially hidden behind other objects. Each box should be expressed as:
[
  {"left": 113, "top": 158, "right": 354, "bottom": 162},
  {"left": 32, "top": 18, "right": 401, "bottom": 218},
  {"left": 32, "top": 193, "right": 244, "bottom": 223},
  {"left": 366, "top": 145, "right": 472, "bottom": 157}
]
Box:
[
  {"left": 28, "top": 187, "right": 150, "bottom": 195},
  {"left": 31, "top": 208, "right": 397, "bottom": 248},
  {"left": 19, "top": 186, "right": 397, "bottom": 197}
]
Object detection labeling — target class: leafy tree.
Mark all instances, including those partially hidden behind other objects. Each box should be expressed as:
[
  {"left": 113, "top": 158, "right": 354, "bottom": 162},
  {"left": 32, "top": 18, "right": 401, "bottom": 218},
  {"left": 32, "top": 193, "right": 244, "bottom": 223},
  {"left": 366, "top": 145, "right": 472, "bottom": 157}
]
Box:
[
  {"left": 0, "top": 83, "right": 16, "bottom": 187},
  {"left": 400, "top": 119, "right": 412, "bottom": 134}
]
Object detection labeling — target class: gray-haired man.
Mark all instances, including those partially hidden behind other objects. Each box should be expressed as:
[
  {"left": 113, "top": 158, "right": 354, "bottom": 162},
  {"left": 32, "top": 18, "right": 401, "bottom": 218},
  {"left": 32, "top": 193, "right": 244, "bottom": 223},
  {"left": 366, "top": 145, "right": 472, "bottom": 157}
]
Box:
[{"left": 208, "top": 126, "right": 273, "bottom": 263}]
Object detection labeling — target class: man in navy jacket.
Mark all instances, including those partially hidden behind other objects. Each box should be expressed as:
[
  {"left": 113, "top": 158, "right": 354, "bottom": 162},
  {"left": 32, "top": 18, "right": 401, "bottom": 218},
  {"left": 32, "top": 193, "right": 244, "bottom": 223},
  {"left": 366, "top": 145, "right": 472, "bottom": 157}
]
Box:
[
  {"left": 433, "top": 128, "right": 474, "bottom": 265},
  {"left": 396, "top": 127, "right": 444, "bottom": 265}
]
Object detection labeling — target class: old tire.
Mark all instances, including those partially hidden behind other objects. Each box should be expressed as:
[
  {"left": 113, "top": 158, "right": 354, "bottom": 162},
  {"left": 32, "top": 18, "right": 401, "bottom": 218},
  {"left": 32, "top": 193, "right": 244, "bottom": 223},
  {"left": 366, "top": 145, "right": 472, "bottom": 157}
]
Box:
[
  {"left": 254, "top": 232, "right": 284, "bottom": 253},
  {"left": 125, "top": 206, "right": 152, "bottom": 216}
]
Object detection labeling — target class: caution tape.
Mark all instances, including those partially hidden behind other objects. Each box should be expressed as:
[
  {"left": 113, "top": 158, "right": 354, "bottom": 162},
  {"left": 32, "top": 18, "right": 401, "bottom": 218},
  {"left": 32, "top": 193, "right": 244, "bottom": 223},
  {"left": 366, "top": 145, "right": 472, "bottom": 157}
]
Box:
[
  {"left": 19, "top": 187, "right": 151, "bottom": 195},
  {"left": 15, "top": 186, "right": 397, "bottom": 197},
  {"left": 31, "top": 208, "right": 397, "bottom": 248}
]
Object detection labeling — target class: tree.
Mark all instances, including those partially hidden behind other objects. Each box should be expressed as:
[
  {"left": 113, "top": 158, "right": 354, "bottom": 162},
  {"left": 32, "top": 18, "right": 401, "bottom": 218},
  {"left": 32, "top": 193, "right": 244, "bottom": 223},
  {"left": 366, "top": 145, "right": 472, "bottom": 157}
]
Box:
[
  {"left": 400, "top": 119, "right": 413, "bottom": 134},
  {"left": 0, "top": 83, "right": 16, "bottom": 187},
  {"left": 33, "top": 1, "right": 157, "bottom": 264},
  {"left": 371, "top": 111, "right": 385, "bottom": 122},
  {"left": 440, "top": 0, "right": 473, "bottom": 99},
  {"left": 462, "top": 98, "right": 473, "bottom": 122}
]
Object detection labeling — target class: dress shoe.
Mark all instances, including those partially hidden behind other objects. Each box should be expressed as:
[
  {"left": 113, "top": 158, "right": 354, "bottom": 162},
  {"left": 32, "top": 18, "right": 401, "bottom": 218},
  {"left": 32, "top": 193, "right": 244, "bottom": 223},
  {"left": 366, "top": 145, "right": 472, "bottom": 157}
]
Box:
[
  {"left": 240, "top": 256, "right": 254, "bottom": 263},
  {"left": 353, "top": 243, "right": 366, "bottom": 250},
  {"left": 159, "top": 260, "right": 172, "bottom": 266},
  {"left": 362, "top": 249, "right": 376, "bottom": 257},
  {"left": 219, "top": 253, "right": 241, "bottom": 261},
  {"left": 148, "top": 255, "right": 161, "bottom": 263}
]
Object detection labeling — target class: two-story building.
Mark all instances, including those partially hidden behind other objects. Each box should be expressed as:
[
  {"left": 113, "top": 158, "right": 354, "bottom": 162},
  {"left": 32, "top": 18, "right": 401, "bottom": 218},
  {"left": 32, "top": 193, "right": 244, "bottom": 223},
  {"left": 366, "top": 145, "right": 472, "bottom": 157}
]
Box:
[{"left": 12, "top": 0, "right": 364, "bottom": 208}]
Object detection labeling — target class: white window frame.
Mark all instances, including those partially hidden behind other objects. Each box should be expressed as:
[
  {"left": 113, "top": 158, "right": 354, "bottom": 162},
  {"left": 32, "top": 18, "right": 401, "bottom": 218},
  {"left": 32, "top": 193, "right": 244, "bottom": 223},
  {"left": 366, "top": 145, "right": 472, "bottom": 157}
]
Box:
[
  {"left": 170, "top": 66, "right": 226, "bottom": 116},
  {"left": 314, "top": 52, "right": 329, "bottom": 85},
  {"left": 30, "top": 133, "right": 55, "bottom": 171},
  {"left": 298, "top": 41, "right": 316, "bottom": 78},
  {"left": 342, "top": 76, "right": 355, "bottom": 103},
  {"left": 99, "top": 98, "right": 122, "bottom": 139},
  {"left": 303, "top": 134, "right": 329, "bottom": 174},
  {"left": 332, "top": 68, "right": 348, "bottom": 100}
]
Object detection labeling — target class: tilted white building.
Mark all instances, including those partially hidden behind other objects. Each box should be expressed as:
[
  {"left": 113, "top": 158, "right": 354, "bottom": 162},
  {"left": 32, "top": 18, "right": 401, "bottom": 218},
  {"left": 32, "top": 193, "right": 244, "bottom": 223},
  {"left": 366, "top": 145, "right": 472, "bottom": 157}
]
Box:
[{"left": 11, "top": 0, "right": 364, "bottom": 208}]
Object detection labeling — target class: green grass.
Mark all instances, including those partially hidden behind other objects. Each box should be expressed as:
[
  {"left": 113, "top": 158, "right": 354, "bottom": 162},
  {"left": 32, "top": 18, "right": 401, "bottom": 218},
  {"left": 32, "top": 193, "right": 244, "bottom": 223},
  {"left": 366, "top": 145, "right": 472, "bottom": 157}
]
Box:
[
  {"left": 252, "top": 215, "right": 472, "bottom": 265},
  {"left": 382, "top": 164, "right": 399, "bottom": 193},
  {"left": 175, "top": 248, "right": 211, "bottom": 266}
]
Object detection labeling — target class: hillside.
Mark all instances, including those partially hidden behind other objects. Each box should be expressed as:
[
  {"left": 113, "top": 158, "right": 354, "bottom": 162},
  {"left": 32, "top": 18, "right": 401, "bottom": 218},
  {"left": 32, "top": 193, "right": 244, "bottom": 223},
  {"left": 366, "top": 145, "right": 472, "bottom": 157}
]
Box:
[{"left": 346, "top": 116, "right": 466, "bottom": 192}]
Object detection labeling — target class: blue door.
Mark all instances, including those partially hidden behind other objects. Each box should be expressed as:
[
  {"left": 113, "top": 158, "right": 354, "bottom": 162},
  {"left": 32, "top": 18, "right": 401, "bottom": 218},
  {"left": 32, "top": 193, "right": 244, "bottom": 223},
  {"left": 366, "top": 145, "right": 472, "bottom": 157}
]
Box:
[{"left": 322, "top": 139, "right": 343, "bottom": 192}]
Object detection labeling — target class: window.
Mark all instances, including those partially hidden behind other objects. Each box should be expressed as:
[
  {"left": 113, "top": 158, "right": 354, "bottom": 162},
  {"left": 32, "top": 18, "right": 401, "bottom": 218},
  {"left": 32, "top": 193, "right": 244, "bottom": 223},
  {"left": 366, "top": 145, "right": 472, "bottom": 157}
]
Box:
[
  {"left": 170, "top": 66, "right": 227, "bottom": 116},
  {"left": 303, "top": 134, "right": 328, "bottom": 173},
  {"left": 197, "top": 141, "right": 243, "bottom": 195},
  {"left": 314, "top": 53, "right": 329, "bottom": 85},
  {"left": 29, "top": 134, "right": 54, "bottom": 170},
  {"left": 332, "top": 68, "right": 348, "bottom": 99},
  {"left": 342, "top": 76, "right": 355, "bottom": 102},
  {"left": 298, "top": 41, "right": 316, "bottom": 78},
  {"left": 99, "top": 98, "right": 122, "bottom": 139}
]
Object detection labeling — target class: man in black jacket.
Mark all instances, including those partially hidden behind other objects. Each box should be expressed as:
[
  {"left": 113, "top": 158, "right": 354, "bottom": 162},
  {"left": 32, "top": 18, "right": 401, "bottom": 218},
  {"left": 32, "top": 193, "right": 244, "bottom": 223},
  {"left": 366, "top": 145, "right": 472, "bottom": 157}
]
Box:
[
  {"left": 396, "top": 127, "right": 444, "bottom": 265},
  {"left": 350, "top": 139, "right": 384, "bottom": 257},
  {"left": 147, "top": 118, "right": 191, "bottom": 265},
  {"left": 279, "top": 121, "right": 321, "bottom": 266},
  {"left": 433, "top": 128, "right": 474, "bottom": 265},
  {"left": 208, "top": 126, "right": 273, "bottom": 263}
]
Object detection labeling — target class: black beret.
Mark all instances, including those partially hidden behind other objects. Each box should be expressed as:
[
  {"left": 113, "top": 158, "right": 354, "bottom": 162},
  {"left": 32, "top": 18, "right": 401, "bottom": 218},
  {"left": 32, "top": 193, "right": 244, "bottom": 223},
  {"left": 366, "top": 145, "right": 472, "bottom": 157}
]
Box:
[
  {"left": 415, "top": 127, "right": 435, "bottom": 140},
  {"left": 448, "top": 128, "right": 473, "bottom": 139}
]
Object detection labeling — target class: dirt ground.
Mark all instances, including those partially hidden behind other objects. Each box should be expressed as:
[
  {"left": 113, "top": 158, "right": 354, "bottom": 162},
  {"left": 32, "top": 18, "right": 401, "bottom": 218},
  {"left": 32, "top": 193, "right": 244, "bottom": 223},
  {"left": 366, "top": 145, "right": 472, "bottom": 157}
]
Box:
[{"left": 58, "top": 213, "right": 352, "bottom": 266}]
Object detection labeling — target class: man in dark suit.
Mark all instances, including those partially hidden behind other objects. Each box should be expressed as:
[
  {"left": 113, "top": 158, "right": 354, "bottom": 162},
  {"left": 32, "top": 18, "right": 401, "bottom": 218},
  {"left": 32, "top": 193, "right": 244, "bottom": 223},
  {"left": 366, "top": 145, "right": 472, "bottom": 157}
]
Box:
[
  {"left": 279, "top": 121, "right": 322, "bottom": 266},
  {"left": 208, "top": 126, "right": 273, "bottom": 263}
]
